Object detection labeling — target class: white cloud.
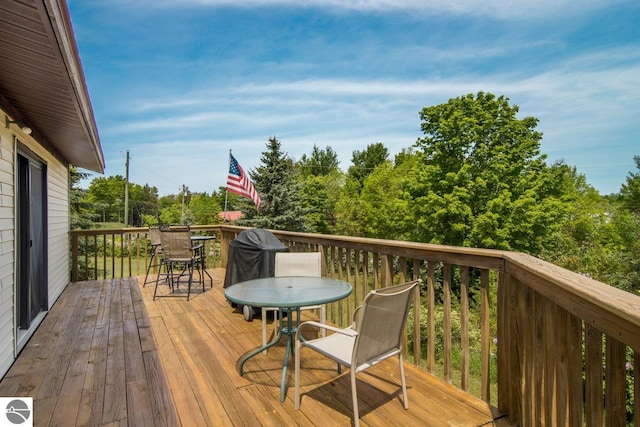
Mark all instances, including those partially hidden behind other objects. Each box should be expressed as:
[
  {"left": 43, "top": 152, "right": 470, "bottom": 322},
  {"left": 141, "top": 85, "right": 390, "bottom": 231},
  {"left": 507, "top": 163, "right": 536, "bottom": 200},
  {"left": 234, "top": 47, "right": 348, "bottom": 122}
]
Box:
[
  {"left": 93, "top": 40, "right": 640, "bottom": 195},
  {"left": 137, "top": 0, "right": 628, "bottom": 19}
]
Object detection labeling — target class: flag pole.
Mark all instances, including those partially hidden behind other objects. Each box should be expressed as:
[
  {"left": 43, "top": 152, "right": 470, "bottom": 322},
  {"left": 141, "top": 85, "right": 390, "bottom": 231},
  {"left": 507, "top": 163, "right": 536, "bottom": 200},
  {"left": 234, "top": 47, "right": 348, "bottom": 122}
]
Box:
[{"left": 223, "top": 149, "right": 231, "bottom": 222}]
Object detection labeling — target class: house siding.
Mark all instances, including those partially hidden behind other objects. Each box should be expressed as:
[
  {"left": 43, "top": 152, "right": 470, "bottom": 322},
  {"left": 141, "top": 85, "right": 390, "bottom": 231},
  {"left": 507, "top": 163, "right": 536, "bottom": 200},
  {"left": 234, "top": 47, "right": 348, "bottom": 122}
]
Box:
[
  {"left": 46, "top": 160, "right": 70, "bottom": 303},
  {"left": 0, "top": 128, "right": 15, "bottom": 379},
  {"left": 0, "top": 110, "right": 71, "bottom": 379}
]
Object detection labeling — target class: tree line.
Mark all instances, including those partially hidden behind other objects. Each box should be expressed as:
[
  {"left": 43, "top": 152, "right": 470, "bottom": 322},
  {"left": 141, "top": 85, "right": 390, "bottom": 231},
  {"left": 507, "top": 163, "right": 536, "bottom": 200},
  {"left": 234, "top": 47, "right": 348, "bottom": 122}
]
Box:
[{"left": 71, "top": 92, "right": 640, "bottom": 294}]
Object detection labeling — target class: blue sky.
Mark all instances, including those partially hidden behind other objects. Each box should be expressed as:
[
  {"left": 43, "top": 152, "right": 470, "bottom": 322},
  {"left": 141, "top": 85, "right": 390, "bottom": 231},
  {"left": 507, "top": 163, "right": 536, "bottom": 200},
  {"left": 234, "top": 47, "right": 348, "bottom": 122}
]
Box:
[{"left": 68, "top": 0, "right": 640, "bottom": 196}]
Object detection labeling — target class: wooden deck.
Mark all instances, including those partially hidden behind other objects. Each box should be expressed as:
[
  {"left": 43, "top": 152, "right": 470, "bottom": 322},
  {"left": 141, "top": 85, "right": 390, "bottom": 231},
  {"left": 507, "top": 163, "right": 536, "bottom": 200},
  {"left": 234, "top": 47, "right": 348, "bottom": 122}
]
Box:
[{"left": 0, "top": 270, "right": 508, "bottom": 426}]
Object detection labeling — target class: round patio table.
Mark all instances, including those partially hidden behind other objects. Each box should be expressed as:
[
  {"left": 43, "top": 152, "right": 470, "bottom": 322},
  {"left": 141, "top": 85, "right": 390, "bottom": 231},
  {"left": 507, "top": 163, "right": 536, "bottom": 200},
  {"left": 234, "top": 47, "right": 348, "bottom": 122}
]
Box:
[{"left": 225, "top": 276, "right": 352, "bottom": 402}]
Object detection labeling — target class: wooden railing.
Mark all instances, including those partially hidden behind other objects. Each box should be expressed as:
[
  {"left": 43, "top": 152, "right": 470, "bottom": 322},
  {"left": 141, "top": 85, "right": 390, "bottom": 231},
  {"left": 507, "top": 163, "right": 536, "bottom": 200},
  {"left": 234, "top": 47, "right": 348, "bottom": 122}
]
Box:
[
  {"left": 70, "top": 225, "right": 640, "bottom": 426},
  {"left": 70, "top": 225, "right": 222, "bottom": 282}
]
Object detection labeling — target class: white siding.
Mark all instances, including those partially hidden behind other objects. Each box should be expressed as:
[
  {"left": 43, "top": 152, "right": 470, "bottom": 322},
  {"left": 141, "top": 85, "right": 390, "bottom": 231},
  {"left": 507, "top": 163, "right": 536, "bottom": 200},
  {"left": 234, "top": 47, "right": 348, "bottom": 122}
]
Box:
[
  {"left": 0, "top": 108, "right": 71, "bottom": 379},
  {"left": 0, "top": 126, "right": 15, "bottom": 379}
]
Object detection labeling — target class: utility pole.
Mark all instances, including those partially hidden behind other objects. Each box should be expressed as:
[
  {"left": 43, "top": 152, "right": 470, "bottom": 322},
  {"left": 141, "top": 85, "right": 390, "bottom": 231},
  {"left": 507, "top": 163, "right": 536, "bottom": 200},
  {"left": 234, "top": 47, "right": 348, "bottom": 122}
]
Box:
[
  {"left": 181, "top": 184, "right": 186, "bottom": 224},
  {"left": 124, "top": 150, "right": 130, "bottom": 227}
]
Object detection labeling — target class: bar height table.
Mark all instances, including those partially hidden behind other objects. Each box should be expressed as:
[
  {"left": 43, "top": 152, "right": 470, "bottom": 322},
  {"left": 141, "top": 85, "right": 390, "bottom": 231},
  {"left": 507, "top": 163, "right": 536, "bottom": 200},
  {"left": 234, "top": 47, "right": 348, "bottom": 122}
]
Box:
[{"left": 190, "top": 235, "right": 215, "bottom": 286}]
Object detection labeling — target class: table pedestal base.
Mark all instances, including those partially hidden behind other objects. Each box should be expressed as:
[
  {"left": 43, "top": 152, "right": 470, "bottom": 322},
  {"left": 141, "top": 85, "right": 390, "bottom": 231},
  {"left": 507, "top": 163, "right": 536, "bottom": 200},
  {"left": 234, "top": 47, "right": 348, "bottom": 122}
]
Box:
[{"left": 238, "top": 307, "right": 300, "bottom": 402}]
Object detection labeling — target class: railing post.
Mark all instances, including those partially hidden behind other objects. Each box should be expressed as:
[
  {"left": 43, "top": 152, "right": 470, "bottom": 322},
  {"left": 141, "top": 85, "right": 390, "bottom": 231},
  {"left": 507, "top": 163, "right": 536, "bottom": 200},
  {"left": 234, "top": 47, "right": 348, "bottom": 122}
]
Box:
[
  {"left": 381, "top": 254, "right": 393, "bottom": 287},
  {"left": 71, "top": 231, "right": 78, "bottom": 282}
]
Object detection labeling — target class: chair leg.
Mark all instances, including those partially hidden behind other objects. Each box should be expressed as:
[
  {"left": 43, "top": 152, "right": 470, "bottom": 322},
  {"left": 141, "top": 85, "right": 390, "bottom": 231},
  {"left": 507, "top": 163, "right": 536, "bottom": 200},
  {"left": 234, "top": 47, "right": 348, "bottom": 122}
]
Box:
[
  {"left": 187, "top": 262, "right": 193, "bottom": 301},
  {"left": 166, "top": 263, "right": 174, "bottom": 291},
  {"left": 143, "top": 248, "right": 156, "bottom": 287},
  {"left": 399, "top": 353, "right": 409, "bottom": 409},
  {"left": 153, "top": 262, "right": 160, "bottom": 300},
  {"left": 153, "top": 258, "right": 168, "bottom": 300},
  {"left": 319, "top": 305, "right": 326, "bottom": 337},
  {"left": 200, "top": 262, "right": 205, "bottom": 293},
  {"left": 294, "top": 337, "right": 301, "bottom": 410},
  {"left": 351, "top": 370, "right": 359, "bottom": 427}
]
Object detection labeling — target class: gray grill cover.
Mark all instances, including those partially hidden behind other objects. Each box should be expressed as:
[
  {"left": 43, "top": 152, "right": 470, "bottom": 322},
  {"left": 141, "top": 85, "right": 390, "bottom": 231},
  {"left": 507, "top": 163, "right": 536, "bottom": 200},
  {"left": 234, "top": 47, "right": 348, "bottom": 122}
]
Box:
[{"left": 223, "top": 228, "right": 289, "bottom": 289}]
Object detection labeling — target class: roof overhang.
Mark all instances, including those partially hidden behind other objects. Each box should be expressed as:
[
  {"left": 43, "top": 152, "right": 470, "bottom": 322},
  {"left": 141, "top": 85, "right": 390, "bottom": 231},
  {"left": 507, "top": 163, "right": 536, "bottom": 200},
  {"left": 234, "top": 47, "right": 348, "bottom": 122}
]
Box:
[{"left": 0, "top": 0, "right": 104, "bottom": 173}]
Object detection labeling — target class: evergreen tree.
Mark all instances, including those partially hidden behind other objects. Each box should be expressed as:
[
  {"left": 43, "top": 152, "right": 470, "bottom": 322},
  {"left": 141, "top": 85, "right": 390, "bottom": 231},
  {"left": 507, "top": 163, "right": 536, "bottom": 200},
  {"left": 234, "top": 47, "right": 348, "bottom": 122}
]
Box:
[
  {"left": 300, "top": 171, "right": 343, "bottom": 234},
  {"left": 70, "top": 167, "right": 92, "bottom": 230},
  {"left": 238, "top": 136, "right": 310, "bottom": 232}
]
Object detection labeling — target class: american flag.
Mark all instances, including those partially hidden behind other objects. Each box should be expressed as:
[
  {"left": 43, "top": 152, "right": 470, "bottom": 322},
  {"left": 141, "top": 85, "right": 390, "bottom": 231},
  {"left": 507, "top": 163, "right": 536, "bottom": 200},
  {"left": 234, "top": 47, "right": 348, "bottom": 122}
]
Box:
[{"left": 227, "top": 154, "right": 261, "bottom": 210}]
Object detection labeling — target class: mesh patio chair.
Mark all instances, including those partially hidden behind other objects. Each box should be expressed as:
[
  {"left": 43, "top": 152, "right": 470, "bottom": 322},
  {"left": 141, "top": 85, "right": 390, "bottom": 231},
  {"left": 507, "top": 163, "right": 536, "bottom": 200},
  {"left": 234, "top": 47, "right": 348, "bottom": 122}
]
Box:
[
  {"left": 261, "top": 252, "right": 324, "bottom": 353},
  {"left": 153, "top": 225, "right": 204, "bottom": 301},
  {"left": 294, "top": 280, "right": 419, "bottom": 427},
  {"left": 143, "top": 226, "right": 164, "bottom": 287}
]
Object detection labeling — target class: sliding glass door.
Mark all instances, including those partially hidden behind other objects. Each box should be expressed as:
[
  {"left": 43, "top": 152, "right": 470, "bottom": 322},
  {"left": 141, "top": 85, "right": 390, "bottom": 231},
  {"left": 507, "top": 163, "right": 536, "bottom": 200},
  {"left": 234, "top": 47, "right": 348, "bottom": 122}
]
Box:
[{"left": 16, "top": 150, "right": 47, "bottom": 331}]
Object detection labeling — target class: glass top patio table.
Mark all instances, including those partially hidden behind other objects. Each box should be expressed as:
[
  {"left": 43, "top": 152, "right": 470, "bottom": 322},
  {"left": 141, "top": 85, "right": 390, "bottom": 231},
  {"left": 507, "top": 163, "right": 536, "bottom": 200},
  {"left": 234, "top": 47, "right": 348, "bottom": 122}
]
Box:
[
  {"left": 224, "top": 276, "right": 352, "bottom": 308},
  {"left": 225, "top": 276, "right": 352, "bottom": 402}
]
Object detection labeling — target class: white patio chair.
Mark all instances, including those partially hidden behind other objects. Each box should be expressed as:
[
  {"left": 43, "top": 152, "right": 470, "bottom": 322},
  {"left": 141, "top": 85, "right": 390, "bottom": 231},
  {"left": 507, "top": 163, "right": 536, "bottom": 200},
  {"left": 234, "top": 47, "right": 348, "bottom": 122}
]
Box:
[
  {"left": 294, "top": 280, "right": 419, "bottom": 427},
  {"left": 261, "top": 252, "right": 323, "bottom": 353}
]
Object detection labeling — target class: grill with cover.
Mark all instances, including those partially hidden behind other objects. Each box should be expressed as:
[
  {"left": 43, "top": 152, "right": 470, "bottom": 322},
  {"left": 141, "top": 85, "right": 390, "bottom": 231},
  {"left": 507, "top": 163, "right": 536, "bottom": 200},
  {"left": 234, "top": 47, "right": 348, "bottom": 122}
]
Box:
[{"left": 223, "top": 228, "right": 289, "bottom": 320}]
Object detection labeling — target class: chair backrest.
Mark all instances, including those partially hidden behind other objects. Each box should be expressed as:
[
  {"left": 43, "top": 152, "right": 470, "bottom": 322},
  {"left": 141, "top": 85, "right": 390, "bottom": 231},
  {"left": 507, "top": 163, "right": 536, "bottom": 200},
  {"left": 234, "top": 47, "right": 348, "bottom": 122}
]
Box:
[
  {"left": 352, "top": 280, "right": 419, "bottom": 369},
  {"left": 159, "top": 226, "right": 192, "bottom": 259},
  {"left": 274, "top": 252, "right": 322, "bottom": 277},
  {"left": 149, "top": 226, "right": 161, "bottom": 246}
]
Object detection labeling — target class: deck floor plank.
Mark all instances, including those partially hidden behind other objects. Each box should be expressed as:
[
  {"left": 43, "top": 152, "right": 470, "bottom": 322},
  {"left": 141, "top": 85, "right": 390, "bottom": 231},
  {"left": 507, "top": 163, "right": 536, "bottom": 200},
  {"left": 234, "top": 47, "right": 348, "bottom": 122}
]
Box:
[
  {"left": 77, "top": 279, "right": 112, "bottom": 426},
  {"left": 36, "top": 280, "right": 97, "bottom": 426},
  {"left": 49, "top": 278, "right": 104, "bottom": 426},
  {"left": 148, "top": 315, "right": 209, "bottom": 426},
  {"left": 0, "top": 270, "right": 507, "bottom": 426},
  {"left": 102, "top": 279, "right": 127, "bottom": 425}
]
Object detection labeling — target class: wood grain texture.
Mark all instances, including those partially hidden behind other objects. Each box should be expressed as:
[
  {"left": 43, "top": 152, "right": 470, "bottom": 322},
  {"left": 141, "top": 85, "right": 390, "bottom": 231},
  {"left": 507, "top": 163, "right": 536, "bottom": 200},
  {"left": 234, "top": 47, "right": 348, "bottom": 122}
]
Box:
[{"left": 0, "top": 271, "right": 507, "bottom": 426}]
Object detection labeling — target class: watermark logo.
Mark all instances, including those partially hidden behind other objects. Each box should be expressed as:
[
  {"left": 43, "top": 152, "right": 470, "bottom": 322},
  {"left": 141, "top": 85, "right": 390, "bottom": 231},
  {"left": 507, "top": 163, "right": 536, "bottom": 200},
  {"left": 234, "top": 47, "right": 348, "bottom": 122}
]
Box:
[{"left": 0, "top": 398, "right": 32, "bottom": 427}]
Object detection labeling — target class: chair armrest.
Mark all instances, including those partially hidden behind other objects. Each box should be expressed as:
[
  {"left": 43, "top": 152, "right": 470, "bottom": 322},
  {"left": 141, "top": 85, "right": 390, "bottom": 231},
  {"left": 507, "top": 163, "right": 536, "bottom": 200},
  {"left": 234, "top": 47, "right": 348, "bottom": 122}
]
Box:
[
  {"left": 351, "top": 305, "right": 362, "bottom": 329},
  {"left": 295, "top": 321, "right": 357, "bottom": 342}
]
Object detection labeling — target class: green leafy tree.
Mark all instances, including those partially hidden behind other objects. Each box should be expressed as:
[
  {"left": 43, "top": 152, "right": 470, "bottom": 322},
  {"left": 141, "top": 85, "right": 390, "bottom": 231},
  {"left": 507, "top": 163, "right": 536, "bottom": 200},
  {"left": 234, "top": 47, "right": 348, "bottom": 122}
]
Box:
[
  {"left": 86, "top": 175, "right": 126, "bottom": 223},
  {"left": 84, "top": 175, "right": 159, "bottom": 225},
  {"left": 334, "top": 143, "right": 390, "bottom": 237},
  {"left": 334, "top": 176, "right": 365, "bottom": 236},
  {"left": 298, "top": 144, "right": 340, "bottom": 177},
  {"left": 348, "top": 142, "right": 389, "bottom": 190},
  {"left": 140, "top": 214, "right": 158, "bottom": 226},
  {"left": 128, "top": 183, "right": 159, "bottom": 226},
  {"left": 358, "top": 152, "right": 420, "bottom": 240},
  {"left": 159, "top": 204, "right": 182, "bottom": 225},
  {"left": 239, "top": 136, "right": 310, "bottom": 231},
  {"left": 189, "top": 193, "right": 221, "bottom": 225},
  {"left": 213, "top": 186, "right": 243, "bottom": 212},
  {"left": 620, "top": 155, "right": 640, "bottom": 214},
  {"left": 411, "top": 92, "right": 571, "bottom": 254},
  {"left": 297, "top": 145, "right": 343, "bottom": 233},
  {"left": 300, "top": 171, "right": 343, "bottom": 234}
]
